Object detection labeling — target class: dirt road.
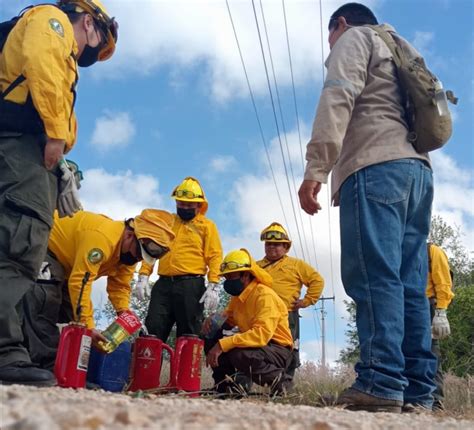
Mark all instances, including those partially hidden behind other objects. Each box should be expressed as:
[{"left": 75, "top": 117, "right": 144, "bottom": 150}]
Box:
[{"left": 1, "top": 385, "right": 472, "bottom": 430}]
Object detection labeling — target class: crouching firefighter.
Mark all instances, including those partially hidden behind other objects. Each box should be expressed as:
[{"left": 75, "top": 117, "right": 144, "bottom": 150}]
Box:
[
  {"left": 203, "top": 249, "right": 294, "bottom": 396},
  {"left": 22, "top": 209, "right": 175, "bottom": 371},
  {"left": 0, "top": 0, "right": 118, "bottom": 386}
]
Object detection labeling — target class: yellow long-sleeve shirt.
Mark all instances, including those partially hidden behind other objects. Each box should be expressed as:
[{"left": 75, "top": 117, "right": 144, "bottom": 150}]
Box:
[
  {"left": 219, "top": 280, "right": 293, "bottom": 353},
  {"left": 48, "top": 211, "right": 135, "bottom": 329},
  {"left": 139, "top": 213, "right": 222, "bottom": 283},
  {"left": 256, "top": 255, "right": 324, "bottom": 309},
  {"left": 0, "top": 5, "right": 78, "bottom": 149},
  {"left": 426, "top": 244, "right": 454, "bottom": 309}
]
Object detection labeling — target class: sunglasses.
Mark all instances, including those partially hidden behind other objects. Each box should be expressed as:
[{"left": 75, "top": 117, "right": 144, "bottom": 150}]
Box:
[
  {"left": 260, "top": 231, "right": 289, "bottom": 241},
  {"left": 139, "top": 240, "right": 169, "bottom": 259},
  {"left": 220, "top": 261, "right": 251, "bottom": 272}
]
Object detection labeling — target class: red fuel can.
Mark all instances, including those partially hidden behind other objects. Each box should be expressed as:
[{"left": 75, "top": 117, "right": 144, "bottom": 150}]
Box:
[
  {"left": 128, "top": 335, "right": 174, "bottom": 392},
  {"left": 172, "top": 335, "right": 204, "bottom": 393},
  {"left": 54, "top": 323, "right": 92, "bottom": 388}
]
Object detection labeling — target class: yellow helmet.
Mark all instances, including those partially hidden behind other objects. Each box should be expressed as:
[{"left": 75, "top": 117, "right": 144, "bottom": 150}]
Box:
[
  {"left": 58, "top": 0, "right": 118, "bottom": 61},
  {"left": 219, "top": 249, "right": 251, "bottom": 276},
  {"left": 171, "top": 177, "right": 206, "bottom": 203},
  {"left": 260, "top": 222, "right": 291, "bottom": 246}
]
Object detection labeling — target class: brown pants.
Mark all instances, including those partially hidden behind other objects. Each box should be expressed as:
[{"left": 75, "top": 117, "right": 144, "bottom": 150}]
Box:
[{"left": 205, "top": 336, "right": 292, "bottom": 393}]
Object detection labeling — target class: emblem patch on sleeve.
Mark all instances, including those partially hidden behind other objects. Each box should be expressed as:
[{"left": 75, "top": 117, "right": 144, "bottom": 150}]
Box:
[
  {"left": 87, "top": 248, "right": 104, "bottom": 264},
  {"left": 49, "top": 18, "right": 64, "bottom": 37}
]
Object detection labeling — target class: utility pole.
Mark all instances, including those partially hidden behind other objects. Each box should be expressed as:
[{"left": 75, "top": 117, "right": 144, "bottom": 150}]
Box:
[{"left": 316, "top": 296, "right": 335, "bottom": 369}]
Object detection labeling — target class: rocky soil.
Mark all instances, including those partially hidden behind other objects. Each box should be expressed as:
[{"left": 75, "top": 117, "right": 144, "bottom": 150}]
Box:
[{"left": 1, "top": 385, "right": 472, "bottom": 430}]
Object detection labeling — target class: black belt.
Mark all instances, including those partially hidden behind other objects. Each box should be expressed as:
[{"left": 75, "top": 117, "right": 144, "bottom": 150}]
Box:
[{"left": 159, "top": 274, "right": 204, "bottom": 282}]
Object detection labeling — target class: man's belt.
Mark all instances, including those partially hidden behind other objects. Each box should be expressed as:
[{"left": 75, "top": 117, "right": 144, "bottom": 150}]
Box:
[{"left": 159, "top": 274, "right": 204, "bottom": 282}]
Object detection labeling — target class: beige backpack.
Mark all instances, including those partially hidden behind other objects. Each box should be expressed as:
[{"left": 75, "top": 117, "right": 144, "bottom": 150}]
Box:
[{"left": 368, "top": 26, "right": 458, "bottom": 153}]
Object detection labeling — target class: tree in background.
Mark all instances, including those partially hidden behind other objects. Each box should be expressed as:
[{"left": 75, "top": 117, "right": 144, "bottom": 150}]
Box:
[{"left": 339, "top": 215, "right": 473, "bottom": 376}]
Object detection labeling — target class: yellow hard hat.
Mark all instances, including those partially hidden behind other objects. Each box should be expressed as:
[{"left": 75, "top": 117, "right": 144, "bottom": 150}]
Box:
[
  {"left": 260, "top": 222, "right": 291, "bottom": 246},
  {"left": 171, "top": 177, "right": 206, "bottom": 203},
  {"left": 219, "top": 249, "right": 252, "bottom": 276},
  {"left": 58, "top": 0, "right": 118, "bottom": 61}
]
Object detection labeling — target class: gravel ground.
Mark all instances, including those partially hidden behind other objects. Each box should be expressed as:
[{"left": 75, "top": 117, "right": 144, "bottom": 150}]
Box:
[{"left": 1, "top": 385, "right": 472, "bottom": 430}]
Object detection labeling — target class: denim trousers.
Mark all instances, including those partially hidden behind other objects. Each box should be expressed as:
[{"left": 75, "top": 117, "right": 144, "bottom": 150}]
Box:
[{"left": 339, "top": 159, "right": 437, "bottom": 407}]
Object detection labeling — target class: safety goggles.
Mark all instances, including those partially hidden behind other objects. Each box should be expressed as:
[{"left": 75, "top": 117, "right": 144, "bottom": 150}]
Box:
[
  {"left": 260, "top": 231, "right": 289, "bottom": 241},
  {"left": 220, "top": 261, "right": 251, "bottom": 272},
  {"left": 173, "top": 190, "right": 203, "bottom": 199},
  {"left": 139, "top": 240, "right": 169, "bottom": 259},
  {"left": 96, "top": 18, "right": 119, "bottom": 61}
]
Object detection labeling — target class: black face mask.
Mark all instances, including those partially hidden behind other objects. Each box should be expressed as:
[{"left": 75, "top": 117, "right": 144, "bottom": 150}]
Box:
[
  {"left": 120, "top": 251, "right": 140, "bottom": 266},
  {"left": 78, "top": 44, "right": 101, "bottom": 67},
  {"left": 223, "top": 277, "right": 245, "bottom": 296},
  {"left": 177, "top": 207, "right": 196, "bottom": 221}
]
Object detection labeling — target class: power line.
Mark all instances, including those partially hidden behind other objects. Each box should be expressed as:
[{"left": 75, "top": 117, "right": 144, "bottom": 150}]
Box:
[
  {"left": 257, "top": 0, "right": 311, "bottom": 264},
  {"left": 224, "top": 0, "right": 297, "bottom": 256},
  {"left": 250, "top": 0, "right": 306, "bottom": 259}
]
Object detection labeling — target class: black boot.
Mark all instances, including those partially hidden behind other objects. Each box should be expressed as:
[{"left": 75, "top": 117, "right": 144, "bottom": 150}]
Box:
[{"left": 0, "top": 362, "right": 56, "bottom": 387}]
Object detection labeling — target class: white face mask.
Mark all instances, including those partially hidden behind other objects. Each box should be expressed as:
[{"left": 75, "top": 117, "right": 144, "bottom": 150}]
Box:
[{"left": 139, "top": 242, "right": 156, "bottom": 266}]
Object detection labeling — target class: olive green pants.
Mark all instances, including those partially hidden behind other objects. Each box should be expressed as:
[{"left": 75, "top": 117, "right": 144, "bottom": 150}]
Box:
[
  {"left": 145, "top": 275, "right": 206, "bottom": 343},
  {"left": 0, "top": 133, "right": 58, "bottom": 367}
]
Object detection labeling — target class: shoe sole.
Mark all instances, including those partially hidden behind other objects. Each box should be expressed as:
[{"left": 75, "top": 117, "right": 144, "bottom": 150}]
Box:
[{"left": 345, "top": 404, "right": 402, "bottom": 413}]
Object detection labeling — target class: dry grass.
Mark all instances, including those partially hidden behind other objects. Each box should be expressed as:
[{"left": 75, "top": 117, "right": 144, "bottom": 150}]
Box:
[{"left": 441, "top": 373, "right": 473, "bottom": 419}]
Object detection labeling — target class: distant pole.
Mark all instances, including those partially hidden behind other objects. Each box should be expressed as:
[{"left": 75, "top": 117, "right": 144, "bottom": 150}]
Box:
[{"left": 317, "top": 295, "right": 335, "bottom": 369}]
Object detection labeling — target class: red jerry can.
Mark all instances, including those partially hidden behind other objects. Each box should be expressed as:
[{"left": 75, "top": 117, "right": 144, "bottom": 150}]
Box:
[
  {"left": 128, "top": 335, "right": 174, "bottom": 392},
  {"left": 54, "top": 323, "right": 92, "bottom": 388},
  {"left": 172, "top": 335, "right": 204, "bottom": 393}
]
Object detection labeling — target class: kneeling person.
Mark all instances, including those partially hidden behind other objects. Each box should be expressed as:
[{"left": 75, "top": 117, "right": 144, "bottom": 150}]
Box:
[
  {"left": 23, "top": 209, "right": 175, "bottom": 369},
  {"left": 204, "top": 249, "right": 293, "bottom": 395}
]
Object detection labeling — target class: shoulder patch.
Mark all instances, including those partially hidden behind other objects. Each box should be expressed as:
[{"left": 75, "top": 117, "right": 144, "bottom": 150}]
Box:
[
  {"left": 87, "top": 248, "right": 104, "bottom": 264},
  {"left": 49, "top": 18, "right": 64, "bottom": 37}
]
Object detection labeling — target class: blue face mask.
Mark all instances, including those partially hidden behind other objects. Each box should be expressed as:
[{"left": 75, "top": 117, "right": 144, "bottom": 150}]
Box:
[{"left": 223, "top": 277, "right": 245, "bottom": 296}]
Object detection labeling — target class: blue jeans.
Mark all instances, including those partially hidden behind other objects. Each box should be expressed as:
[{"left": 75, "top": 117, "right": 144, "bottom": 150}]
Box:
[{"left": 339, "top": 159, "right": 436, "bottom": 407}]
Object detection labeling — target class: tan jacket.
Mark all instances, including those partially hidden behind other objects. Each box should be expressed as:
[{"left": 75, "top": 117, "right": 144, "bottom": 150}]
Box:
[{"left": 304, "top": 24, "right": 429, "bottom": 204}]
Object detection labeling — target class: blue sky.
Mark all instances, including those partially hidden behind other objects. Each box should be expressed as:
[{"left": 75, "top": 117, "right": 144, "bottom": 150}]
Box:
[{"left": 3, "top": 0, "right": 473, "bottom": 364}]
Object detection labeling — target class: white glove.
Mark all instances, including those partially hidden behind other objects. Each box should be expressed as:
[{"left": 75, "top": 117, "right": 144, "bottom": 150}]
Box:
[
  {"left": 57, "top": 158, "right": 83, "bottom": 218},
  {"left": 37, "top": 262, "right": 51, "bottom": 281},
  {"left": 199, "top": 282, "right": 221, "bottom": 313},
  {"left": 135, "top": 275, "right": 149, "bottom": 301},
  {"left": 432, "top": 309, "right": 451, "bottom": 339}
]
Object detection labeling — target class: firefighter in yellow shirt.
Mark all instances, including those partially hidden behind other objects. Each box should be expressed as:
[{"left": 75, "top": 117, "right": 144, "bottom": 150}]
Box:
[
  {"left": 0, "top": 0, "right": 117, "bottom": 386},
  {"left": 427, "top": 243, "right": 454, "bottom": 410},
  {"left": 203, "top": 249, "right": 293, "bottom": 396},
  {"left": 257, "top": 222, "right": 324, "bottom": 377},
  {"left": 143, "top": 177, "right": 223, "bottom": 342},
  {"left": 22, "top": 209, "right": 175, "bottom": 371}
]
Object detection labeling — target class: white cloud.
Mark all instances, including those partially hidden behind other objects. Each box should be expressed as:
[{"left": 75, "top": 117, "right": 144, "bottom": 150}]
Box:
[
  {"left": 412, "top": 31, "right": 434, "bottom": 57},
  {"left": 79, "top": 168, "right": 170, "bottom": 220},
  {"left": 209, "top": 155, "right": 237, "bottom": 172},
  {"left": 95, "top": 0, "right": 379, "bottom": 102},
  {"left": 90, "top": 111, "right": 136, "bottom": 150},
  {"left": 300, "top": 339, "right": 340, "bottom": 368}
]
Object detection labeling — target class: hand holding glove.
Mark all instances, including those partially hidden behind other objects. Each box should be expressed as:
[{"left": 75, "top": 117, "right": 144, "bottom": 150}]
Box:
[
  {"left": 57, "top": 158, "right": 83, "bottom": 218},
  {"left": 199, "top": 282, "right": 221, "bottom": 314},
  {"left": 432, "top": 309, "right": 451, "bottom": 339},
  {"left": 135, "top": 275, "right": 150, "bottom": 301}
]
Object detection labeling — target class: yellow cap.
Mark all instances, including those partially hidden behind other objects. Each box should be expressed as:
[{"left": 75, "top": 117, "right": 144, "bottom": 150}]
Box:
[{"left": 134, "top": 209, "right": 175, "bottom": 249}]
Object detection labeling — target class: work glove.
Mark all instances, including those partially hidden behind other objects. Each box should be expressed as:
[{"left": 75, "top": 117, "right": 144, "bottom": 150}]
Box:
[
  {"left": 432, "top": 309, "right": 451, "bottom": 339},
  {"left": 37, "top": 262, "right": 51, "bottom": 281},
  {"left": 199, "top": 282, "right": 221, "bottom": 314},
  {"left": 135, "top": 275, "right": 150, "bottom": 301},
  {"left": 57, "top": 158, "right": 83, "bottom": 218}
]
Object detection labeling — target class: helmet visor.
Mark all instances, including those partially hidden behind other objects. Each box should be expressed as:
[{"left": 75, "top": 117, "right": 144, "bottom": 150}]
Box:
[
  {"left": 139, "top": 239, "right": 169, "bottom": 259},
  {"left": 173, "top": 189, "right": 204, "bottom": 199},
  {"left": 260, "top": 230, "right": 289, "bottom": 241},
  {"left": 220, "top": 261, "right": 250, "bottom": 273}
]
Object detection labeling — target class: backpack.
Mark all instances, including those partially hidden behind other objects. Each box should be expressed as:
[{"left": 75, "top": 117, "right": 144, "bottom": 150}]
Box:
[{"left": 367, "top": 25, "right": 458, "bottom": 154}]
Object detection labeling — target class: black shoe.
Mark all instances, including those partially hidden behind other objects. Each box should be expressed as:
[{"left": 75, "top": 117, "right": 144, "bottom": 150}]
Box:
[
  {"left": 271, "top": 376, "right": 294, "bottom": 397},
  {"left": 0, "top": 362, "right": 56, "bottom": 387},
  {"left": 336, "top": 388, "right": 402, "bottom": 413}
]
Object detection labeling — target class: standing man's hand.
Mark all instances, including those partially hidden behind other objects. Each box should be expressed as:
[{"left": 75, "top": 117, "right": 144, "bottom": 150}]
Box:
[
  {"left": 298, "top": 180, "right": 322, "bottom": 215},
  {"left": 206, "top": 342, "right": 223, "bottom": 368},
  {"left": 44, "top": 138, "right": 65, "bottom": 170}
]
